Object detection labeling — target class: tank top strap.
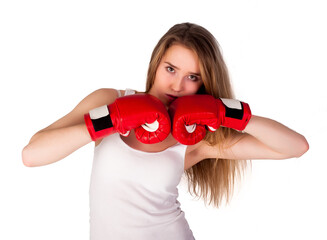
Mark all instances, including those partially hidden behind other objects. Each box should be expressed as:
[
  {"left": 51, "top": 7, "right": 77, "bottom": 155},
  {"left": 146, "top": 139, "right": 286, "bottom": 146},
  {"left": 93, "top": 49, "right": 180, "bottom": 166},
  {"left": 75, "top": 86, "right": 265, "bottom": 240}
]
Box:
[
  {"left": 124, "top": 88, "right": 136, "bottom": 96},
  {"left": 116, "top": 88, "right": 136, "bottom": 98},
  {"left": 116, "top": 89, "right": 122, "bottom": 98}
]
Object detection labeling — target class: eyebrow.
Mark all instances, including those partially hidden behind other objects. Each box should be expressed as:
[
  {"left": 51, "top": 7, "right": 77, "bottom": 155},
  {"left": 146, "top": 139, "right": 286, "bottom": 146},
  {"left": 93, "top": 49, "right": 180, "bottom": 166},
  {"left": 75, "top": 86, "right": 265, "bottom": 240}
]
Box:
[{"left": 164, "top": 61, "right": 201, "bottom": 77}]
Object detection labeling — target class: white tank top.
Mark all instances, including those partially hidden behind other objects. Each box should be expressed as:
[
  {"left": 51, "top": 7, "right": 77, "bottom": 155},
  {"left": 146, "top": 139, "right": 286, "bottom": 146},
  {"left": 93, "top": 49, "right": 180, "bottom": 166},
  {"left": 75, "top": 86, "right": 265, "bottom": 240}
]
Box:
[{"left": 89, "top": 90, "right": 195, "bottom": 240}]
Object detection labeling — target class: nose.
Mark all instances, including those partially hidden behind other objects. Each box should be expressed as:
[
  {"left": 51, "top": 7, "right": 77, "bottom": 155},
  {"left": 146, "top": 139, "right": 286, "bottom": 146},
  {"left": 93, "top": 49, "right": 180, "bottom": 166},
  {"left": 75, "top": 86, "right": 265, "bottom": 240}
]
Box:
[{"left": 171, "top": 77, "right": 184, "bottom": 93}]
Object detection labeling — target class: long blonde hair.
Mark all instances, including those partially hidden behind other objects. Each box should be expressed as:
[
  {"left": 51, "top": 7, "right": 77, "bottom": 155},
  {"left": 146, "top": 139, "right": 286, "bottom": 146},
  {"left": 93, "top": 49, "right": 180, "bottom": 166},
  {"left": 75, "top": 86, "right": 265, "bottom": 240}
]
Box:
[{"left": 146, "top": 23, "right": 249, "bottom": 207}]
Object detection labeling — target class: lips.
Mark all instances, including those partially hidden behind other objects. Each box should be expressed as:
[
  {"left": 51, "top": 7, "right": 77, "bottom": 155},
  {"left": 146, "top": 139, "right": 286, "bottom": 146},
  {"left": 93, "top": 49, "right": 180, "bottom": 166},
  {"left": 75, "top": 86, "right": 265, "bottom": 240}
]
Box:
[{"left": 166, "top": 94, "right": 178, "bottom": 103}]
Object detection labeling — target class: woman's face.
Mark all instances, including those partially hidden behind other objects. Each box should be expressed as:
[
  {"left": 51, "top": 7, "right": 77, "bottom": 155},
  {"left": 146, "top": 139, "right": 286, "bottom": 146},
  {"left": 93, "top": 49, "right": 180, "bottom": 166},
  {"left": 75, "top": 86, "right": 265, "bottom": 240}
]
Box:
[{"left": 148, "top": 44, "right": 203, "bottom": 106}]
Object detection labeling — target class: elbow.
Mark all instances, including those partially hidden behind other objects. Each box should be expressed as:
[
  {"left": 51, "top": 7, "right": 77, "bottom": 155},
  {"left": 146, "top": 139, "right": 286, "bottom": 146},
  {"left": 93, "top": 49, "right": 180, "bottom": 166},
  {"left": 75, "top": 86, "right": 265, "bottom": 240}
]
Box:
[
  {"left": 293, "top": 135, "right": 309, "bottom": 158},
  {"left": 22, "top": 145, "right": 38, "bottom": 167},
  {"left": 22, "top": 133, "right": 40, "bottom": 167},
  {"left": 278, "top": 135, "right": 309, "bottom": 160}
]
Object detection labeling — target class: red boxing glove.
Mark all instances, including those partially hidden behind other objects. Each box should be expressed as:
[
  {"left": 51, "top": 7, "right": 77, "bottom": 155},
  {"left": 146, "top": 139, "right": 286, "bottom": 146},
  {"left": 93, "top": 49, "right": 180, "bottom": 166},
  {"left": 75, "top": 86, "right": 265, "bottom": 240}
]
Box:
[
  {"left": 84, "top": 94, "right": 171, "bottom": 144},
  {"left": 169, "top": 95, "right": 251, "bottom": 145}
]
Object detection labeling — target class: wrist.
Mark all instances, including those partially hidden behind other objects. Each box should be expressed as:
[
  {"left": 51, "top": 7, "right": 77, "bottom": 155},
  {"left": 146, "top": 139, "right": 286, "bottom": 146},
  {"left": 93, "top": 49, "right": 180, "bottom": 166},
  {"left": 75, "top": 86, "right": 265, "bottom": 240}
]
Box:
[
  {"left": 84, "top": 105, "right": 116, "bottom": 141},
  {"left": 219, "top": 98, "right": 252, "bottom": 131}
]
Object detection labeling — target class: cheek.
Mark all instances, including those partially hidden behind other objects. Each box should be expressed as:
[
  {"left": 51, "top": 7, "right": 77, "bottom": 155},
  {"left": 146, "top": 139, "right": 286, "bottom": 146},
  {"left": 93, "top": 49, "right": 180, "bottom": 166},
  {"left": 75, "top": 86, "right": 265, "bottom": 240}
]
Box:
[
  {"left": 185, "top": 81, "right": 203, "bottom": 94},
  {"left": 155, "top": 71, "right": 170, "bottom": 87},
  {"left": 153, "top": 77, "right": 166, "bottom": 89}
]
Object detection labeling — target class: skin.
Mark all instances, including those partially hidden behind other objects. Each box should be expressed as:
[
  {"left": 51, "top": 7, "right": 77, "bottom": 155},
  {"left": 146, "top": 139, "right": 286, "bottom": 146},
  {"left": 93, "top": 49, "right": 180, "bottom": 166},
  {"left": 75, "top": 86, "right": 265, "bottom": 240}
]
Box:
[{"left": 22, "top": 44, "right": 309, "bottom": 169}]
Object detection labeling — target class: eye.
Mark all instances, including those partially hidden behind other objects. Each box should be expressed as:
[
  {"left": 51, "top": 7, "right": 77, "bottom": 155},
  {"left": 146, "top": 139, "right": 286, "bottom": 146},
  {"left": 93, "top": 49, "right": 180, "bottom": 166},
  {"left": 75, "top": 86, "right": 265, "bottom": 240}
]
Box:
[
  {"left": 166, "top": 66, "right": 175, "bottom": 73},
  {"left": 188, "top": 75, "right": 199, "bottom": 81}
]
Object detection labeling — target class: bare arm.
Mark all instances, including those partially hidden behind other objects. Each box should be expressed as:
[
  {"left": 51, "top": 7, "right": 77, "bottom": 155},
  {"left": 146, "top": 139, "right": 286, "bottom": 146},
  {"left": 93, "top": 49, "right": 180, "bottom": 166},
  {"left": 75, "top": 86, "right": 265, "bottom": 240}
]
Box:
[
  {"left": 22, "top": 88, "right": 120, "bottom": 167},
  {"left": 193, "top": 115, "right": 309, "bottom": 162},
  {"left": 241, "top": 115, "right": 309, "bottom": 159}
]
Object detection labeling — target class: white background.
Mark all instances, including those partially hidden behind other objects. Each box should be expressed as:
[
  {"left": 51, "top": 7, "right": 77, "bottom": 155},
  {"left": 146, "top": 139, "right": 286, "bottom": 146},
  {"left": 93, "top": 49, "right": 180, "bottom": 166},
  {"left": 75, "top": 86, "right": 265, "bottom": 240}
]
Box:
[{"left": 1, "top": 0, "right": 326, "bottom": 239}]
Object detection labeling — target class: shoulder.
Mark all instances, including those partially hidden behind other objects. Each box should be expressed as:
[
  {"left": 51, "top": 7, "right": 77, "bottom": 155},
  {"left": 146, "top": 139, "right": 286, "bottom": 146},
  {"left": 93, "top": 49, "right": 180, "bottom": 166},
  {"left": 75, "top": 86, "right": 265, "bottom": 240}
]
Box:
[
  {"left": 89, "top": 88, "right": 140, "bottom": 100},
  {"left": 74, "top": 88, "right": 121, "bottom": 111},
  {"left": 36, "top": 88, "right": 122, "bottom": 135},
  {"left": 52, "top": 88, "right": 121, "bottom": 128},
  {"left": 85, "top": 88, "right": 120, "bottom": 103}
]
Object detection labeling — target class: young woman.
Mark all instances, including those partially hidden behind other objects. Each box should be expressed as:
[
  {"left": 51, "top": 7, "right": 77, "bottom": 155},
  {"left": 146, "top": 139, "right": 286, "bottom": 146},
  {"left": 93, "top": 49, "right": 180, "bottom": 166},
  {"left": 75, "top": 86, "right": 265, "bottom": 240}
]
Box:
[{"left": 22, "top": 23, "right": 309, "bottom": 240}]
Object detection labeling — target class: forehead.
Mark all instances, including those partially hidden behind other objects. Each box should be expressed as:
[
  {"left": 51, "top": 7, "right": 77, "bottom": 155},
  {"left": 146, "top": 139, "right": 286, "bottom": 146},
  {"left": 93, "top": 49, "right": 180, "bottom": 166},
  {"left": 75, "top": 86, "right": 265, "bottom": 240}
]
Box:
[{"left": 162, "top": 44, "right": 200, "bottom": 71}]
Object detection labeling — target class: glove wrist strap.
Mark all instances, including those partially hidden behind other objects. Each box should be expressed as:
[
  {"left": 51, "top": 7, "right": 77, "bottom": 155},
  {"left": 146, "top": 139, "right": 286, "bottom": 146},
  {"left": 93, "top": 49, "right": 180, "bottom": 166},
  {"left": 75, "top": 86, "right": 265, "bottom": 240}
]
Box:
[{"left": 84, "top": 105, "right": 115, "bottom": 141}]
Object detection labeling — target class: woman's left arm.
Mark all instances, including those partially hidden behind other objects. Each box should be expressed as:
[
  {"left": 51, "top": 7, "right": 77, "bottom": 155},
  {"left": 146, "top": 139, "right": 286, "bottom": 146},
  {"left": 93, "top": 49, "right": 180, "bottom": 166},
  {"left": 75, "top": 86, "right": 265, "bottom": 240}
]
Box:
[
  {"left": 242, "top": 115, "right": 309, "bottom": 159},
  {"left": 195, "top": 115, "right": 309, "bottom": 161}
]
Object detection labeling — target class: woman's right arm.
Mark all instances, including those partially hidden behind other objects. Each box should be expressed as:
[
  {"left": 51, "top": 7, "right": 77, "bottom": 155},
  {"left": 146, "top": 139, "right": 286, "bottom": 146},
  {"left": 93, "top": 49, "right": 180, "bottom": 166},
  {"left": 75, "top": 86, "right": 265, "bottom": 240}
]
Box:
[{"left": 22, "top": 88, "right": 120, "bottom": 167}]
